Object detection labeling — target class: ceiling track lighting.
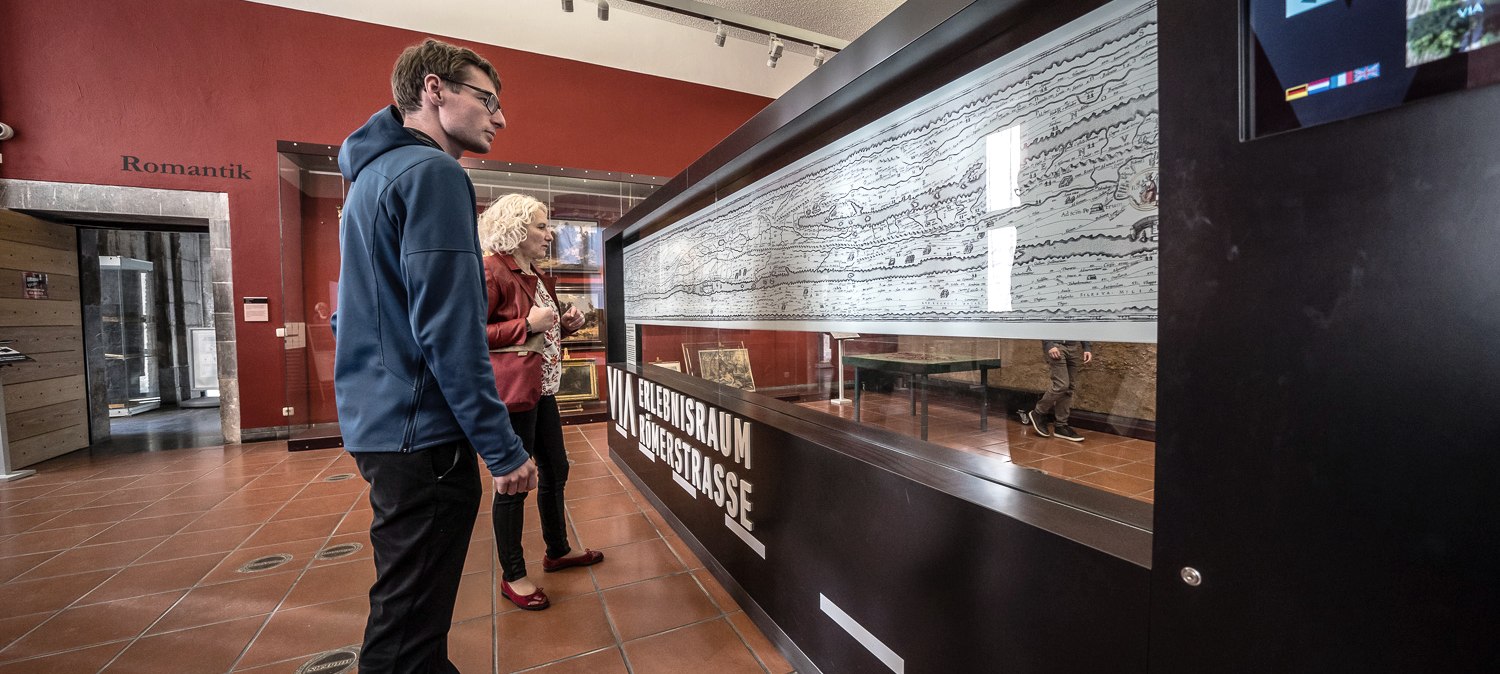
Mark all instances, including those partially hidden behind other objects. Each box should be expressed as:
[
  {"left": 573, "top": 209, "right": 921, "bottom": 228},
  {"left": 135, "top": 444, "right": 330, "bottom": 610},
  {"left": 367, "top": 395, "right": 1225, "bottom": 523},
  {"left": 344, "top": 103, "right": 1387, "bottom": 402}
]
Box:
[{"left": 557, "top": 2, "right": 842, "bottom": 68}]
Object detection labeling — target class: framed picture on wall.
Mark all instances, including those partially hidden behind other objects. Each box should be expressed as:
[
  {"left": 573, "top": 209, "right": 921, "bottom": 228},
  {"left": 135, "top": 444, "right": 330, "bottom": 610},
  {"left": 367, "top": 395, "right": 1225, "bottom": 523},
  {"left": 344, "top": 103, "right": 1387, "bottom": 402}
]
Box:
[
  {"left": 557, "top": 358, "right": 599, "bottom": 402},
  {"left": 555, "top": 284, "right": 603, "bottom": 346},
  {"left": 546, "top": 218, "right": 601, "bottom": 272}
]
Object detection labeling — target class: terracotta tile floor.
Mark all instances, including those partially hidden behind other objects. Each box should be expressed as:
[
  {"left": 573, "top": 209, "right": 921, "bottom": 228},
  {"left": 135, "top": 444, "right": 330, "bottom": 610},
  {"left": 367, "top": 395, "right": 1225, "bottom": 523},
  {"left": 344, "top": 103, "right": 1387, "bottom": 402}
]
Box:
[
  {"left": 0, "top": 424, "right": 794, "bottom": 673},
  {"left": 800, "top": 390, "right": 1157, "bottom": 503}
]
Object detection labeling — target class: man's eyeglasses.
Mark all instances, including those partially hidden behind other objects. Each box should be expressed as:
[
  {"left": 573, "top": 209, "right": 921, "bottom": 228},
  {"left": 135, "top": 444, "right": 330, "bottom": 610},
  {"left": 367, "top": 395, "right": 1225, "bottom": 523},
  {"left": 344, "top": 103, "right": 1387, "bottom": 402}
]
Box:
[{"left": 441, "top": 77, "right": 500, "bottom": 115}]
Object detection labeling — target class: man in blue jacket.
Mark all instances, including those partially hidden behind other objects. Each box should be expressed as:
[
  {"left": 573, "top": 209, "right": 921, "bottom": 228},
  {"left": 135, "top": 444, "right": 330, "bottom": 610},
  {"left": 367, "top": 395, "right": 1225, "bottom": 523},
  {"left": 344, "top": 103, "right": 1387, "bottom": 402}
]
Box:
[{"left": 334, "top": 38, "right": 535, "bottom": 674}]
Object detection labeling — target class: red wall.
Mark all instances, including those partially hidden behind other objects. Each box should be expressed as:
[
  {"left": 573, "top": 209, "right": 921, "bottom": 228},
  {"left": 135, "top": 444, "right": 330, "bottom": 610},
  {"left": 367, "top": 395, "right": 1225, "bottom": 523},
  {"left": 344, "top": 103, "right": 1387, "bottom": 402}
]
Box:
[
  {"left": 0, "top": 0, "right": 769, "bottom": 430},
  {"left": 639, "top": 326, "right": 823, "bottom": 390}
]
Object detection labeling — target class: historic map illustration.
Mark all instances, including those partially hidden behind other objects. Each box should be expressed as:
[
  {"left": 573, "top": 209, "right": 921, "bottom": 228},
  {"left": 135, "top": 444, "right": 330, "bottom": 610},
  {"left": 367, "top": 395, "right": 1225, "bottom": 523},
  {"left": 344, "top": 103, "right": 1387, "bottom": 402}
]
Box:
[{"left": 625, "top": 0, "right": 1158, "bottom": 342}]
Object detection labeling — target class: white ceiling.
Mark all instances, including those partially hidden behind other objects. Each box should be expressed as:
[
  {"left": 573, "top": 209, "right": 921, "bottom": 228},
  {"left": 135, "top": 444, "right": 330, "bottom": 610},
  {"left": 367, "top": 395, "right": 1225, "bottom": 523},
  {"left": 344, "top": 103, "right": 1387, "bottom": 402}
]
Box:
[{"left": 245, "top": 0, "right": 903, "bottom": 98}]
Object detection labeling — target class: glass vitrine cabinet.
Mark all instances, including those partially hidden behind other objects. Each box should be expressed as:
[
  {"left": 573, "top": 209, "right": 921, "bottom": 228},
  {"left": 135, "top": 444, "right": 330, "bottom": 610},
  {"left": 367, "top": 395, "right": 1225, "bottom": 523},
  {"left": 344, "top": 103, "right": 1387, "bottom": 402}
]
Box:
[{"left": 100, "top": 256, "right": 161, "bottom": 417}]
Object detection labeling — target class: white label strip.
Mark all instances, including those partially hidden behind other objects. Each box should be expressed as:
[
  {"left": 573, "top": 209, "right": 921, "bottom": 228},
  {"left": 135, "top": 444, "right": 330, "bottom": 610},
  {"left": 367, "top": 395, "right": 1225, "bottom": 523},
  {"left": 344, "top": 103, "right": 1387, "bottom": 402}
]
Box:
[
  {"left": 637, "top": 441, "right": 655, "bottom": 461},
  {"left": 671, "top": 471, "right": 697, "bottom": 498},
  {"left": 819, "top": 594, "right": 904, "bottom": 674},
  {"left": 625, "top": 321, "right": 637, "bottom": 363},
  {"left": 723, "top": 514, "right": 767, "bottom": 559},
  {"left": 985, "top": 125, "right": 1022, "bottom": 212},
  {"left": 987, "top": 226, "right": 1018, "bottom": 312}
]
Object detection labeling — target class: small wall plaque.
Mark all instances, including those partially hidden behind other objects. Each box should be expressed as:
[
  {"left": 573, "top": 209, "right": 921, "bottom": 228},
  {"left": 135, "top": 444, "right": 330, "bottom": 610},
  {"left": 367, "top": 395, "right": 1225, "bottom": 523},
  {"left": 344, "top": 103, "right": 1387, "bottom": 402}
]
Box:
[
  {"left": 243, "top": 297, "right": 270, "bottom": 322},
  {"left": 22, "top": 271, "right": 47, "bottom": 299}
]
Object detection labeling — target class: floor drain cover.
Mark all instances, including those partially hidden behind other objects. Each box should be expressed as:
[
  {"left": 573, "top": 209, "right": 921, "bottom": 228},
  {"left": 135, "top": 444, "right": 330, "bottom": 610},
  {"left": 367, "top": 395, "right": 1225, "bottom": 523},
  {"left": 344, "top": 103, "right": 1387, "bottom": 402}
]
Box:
[
  {"left": 238, "top": 553, "right": 293, "bottom": 573},
  {"left": 315, "top": 543, "right": 364, "bottom": 560},
  {"left": 324, "top": 473, "right": 356, "bottom": 482},
  {"left": 296, "top": 647, "right": 359, "bottom": 674}
]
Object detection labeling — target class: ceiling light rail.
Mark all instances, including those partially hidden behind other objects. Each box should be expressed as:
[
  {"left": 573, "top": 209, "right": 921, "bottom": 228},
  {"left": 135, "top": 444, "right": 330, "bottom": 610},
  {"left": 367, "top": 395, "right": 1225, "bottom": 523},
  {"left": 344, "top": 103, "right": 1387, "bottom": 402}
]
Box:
[{"left": 575, "top": 0, "right": 849, "bottom": 53}]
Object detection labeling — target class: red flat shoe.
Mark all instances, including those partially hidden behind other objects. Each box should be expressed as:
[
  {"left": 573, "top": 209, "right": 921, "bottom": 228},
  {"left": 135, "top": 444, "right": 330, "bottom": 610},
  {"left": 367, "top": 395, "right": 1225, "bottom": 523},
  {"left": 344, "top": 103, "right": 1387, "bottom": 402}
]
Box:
[
  {"left": 500, "top": 580, "right": 550, "bottom": 611},
  {"left": 542, "top": 549, "right": 605, "bottom": 573}
]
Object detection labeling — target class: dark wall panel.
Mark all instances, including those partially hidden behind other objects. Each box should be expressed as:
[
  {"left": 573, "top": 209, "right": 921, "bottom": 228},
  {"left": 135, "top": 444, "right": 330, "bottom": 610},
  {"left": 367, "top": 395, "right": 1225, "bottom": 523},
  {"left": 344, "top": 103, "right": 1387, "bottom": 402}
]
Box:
[
  {"left": 608, "top": 364, "right": 1148, "bottom": 673},
  {"left": 1153, "top": 0, "right": 1500, "bottom": 670}
]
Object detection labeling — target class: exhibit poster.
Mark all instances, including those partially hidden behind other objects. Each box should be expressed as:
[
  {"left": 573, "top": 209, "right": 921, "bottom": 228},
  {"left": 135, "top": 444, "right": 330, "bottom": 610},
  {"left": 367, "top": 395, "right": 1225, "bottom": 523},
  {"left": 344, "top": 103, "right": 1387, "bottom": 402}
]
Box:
[{"left": 624, "top": 0, "right": 1159, "bottom": 343}]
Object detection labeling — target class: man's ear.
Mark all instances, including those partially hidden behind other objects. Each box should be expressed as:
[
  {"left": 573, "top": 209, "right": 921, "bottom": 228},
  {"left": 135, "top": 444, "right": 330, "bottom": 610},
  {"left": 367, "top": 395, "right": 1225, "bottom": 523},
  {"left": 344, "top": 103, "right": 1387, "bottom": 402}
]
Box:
[{"left": 424, "top": 74, "right": 446, "bottom": 106}]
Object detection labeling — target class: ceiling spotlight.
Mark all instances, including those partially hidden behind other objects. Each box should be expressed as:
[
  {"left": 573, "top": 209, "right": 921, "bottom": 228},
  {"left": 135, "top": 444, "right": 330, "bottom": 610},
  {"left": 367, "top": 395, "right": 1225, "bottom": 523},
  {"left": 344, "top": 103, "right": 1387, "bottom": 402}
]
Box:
[
  {"left": 561, "top": 0, "right": 573, "bottom": 11},
  {"left": 813, "top": 45, "right": 826, "bottom": 68},
  {"left": 714, "top": 19, "right": 726, "bottom": 47},
  {"left": 766, "top": 34, "right": 784, "bottom": 68},
  {"left": 597, "top": 0, "right": 609, "bottom": 21}
]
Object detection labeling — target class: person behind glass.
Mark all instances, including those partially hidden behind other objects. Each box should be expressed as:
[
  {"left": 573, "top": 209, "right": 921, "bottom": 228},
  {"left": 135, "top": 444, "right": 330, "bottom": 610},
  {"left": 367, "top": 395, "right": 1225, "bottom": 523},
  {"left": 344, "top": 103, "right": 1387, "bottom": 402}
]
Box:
[
  {"left": 334, "top": 39, "right": 537, "bottom": 673},
  {"left": 478, "top": 193, "right": 606, "bottom": 611},
  {"left": 1020, "top": 340, "right": 1093, "bottom": 442}
]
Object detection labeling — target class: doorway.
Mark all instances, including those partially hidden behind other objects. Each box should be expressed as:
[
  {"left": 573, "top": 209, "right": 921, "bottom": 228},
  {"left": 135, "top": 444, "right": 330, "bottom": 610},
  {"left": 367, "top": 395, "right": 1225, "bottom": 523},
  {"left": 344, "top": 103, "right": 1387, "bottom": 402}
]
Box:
[
  {"left": 83, "top": 226, "right": 224, "bottom": 452},
  {"left": 0, "top": 179, "right": 241, "bottom": 449}
]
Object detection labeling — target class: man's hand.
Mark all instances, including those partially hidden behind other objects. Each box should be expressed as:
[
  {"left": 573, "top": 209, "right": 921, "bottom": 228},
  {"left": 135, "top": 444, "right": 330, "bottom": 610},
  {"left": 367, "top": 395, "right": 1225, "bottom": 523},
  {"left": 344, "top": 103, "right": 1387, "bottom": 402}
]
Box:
[
  {"left": 1082, "top": 351, "right": 1093, "bottom": 364},
  {"left": 560, "top": 306, "right": 586, "bottom": 331},
  {"left": 493, "top": 458, "right": 538, "bottom": 495},
  {"left": 1048, "top": 346, "right": 1062, "bottom": 360}
]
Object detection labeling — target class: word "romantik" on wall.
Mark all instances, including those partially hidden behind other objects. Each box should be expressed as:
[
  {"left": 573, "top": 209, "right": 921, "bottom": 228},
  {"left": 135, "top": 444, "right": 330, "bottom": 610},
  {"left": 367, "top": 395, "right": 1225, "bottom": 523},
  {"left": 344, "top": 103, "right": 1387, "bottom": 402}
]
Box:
[{"left": 121, "top": 155, "right": 251, "bottom": 180}]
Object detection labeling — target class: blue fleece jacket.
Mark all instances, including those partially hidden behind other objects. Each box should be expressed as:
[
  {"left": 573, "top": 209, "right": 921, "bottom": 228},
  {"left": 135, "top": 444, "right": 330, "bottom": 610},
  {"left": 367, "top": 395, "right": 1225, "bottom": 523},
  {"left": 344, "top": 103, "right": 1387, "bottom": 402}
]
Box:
[{"left": 332, "top": 106, "right": 527, "bottom": 477}]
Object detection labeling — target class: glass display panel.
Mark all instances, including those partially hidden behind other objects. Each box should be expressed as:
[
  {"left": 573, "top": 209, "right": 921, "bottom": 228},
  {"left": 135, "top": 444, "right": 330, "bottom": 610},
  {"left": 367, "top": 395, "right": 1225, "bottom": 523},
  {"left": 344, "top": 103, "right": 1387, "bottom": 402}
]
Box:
[
  {"left": 277, "top": 149, "right": 660, "bottom": 432},
  {"left": 624, "top": 0, "right": 1160, "bottom": 510},
  {"left": 626, "top": 0, "right": 1158, "bottom": 341},
  {"left": 1247, "top": 0, "right": 1500, "bottom": 138},
  {"left": 639, "top": 326, "right": 1157, "bottom": 503}
]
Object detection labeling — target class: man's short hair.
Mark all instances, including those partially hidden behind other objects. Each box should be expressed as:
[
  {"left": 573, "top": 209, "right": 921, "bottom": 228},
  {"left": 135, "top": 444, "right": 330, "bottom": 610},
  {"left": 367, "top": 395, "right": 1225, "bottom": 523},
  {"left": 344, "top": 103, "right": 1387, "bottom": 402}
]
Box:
[{"left": 391, "top": 38, "right": 501, "bottom": 114}]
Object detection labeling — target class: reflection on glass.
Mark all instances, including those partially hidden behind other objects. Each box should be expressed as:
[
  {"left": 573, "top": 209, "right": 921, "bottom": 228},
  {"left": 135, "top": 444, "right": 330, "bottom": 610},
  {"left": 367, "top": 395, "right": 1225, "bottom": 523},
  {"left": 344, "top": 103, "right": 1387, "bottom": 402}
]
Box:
[
  {"left": 986, "top": 125, "right": 1023, "bottom": 212},
  {"left": 639, "top": 326, "right": 1157, "bottom": 505},
  {"left": 277, "top": 150, "right": 660, "bottom": 430},
  {"left": 987, "top": 226, "right": 1017, "bottom": 312}
]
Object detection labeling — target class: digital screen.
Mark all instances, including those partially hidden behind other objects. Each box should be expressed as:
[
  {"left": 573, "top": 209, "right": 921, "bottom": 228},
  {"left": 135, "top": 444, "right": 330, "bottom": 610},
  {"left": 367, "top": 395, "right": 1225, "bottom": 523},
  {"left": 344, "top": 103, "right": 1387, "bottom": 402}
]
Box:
[{"left": 1247, "top": 0, "right": 1500, "bottom": 138}]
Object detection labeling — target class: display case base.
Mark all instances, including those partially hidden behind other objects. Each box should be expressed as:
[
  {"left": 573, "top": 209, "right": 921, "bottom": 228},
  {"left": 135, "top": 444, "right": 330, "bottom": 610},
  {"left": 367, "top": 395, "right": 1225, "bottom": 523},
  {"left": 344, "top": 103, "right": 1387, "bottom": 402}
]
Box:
[
  {"left": 108, "top": 400, "right": 162, "bottom": 417},
  {"left": 1, "top": 469, "right": 37, "bottom": 482}
]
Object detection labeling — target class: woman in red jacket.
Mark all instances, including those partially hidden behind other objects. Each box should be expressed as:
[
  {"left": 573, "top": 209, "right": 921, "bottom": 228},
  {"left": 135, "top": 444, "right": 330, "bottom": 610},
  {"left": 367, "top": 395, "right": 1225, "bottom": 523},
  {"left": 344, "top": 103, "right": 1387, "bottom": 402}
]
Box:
[{"left": 479, "top": 194, "right": 605, "bottom": 611}]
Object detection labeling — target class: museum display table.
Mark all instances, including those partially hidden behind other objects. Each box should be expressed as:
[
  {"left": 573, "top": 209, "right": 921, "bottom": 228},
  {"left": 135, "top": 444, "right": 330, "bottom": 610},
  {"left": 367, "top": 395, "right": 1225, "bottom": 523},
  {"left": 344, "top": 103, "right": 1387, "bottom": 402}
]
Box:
[{"left": 842, "top": 352, "right": 1002, "bottom": 440}]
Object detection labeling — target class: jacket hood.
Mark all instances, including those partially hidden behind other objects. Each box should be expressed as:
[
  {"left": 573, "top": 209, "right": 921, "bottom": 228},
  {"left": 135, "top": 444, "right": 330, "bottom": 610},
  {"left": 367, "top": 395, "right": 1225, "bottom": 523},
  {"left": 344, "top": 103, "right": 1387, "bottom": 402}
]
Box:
[{"left": 339, "top": 106, "right": 428, "bottom": 182}]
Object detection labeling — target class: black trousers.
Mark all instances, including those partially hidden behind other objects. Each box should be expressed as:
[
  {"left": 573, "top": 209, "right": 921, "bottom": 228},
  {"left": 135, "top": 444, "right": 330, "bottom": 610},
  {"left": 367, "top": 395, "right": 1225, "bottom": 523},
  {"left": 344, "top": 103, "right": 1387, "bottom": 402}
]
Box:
[
  {"left": 493, "top": 395, "right": 572, "bottom": 582},
  {"left": 353, "top": 440, "right": 481, "bottom": 674}
]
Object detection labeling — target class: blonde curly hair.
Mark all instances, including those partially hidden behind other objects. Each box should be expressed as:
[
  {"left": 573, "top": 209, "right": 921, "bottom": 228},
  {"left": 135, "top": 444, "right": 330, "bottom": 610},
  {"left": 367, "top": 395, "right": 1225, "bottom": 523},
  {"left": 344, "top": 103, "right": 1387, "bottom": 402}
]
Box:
[{"left": 478, "top": 194, "right": 547, "bottom": 255}]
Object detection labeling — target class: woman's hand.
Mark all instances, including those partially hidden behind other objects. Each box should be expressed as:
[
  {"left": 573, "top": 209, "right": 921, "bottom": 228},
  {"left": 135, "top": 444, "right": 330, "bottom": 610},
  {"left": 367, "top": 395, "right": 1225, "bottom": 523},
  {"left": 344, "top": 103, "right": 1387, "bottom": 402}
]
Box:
[
  {"left": 527, "top": 306, "right": 558, "bottom": 333},
  {"left": 560, "top": 306, "right": 586, "bottom": 331}
]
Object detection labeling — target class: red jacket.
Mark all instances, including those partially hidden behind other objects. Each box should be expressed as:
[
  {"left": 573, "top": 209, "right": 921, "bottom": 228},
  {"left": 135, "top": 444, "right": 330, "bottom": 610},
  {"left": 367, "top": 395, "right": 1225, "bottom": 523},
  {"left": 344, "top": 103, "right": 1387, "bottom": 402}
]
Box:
[{"left": 484, "top": 253, "right": 571, "bottom": 412}]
